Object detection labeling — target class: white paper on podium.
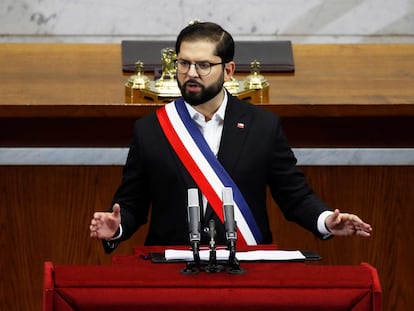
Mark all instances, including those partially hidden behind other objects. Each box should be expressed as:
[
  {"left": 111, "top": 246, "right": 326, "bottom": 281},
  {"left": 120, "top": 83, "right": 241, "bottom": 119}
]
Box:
[{"left": 164, "top": 249, "right": 306, "bottom": 261}]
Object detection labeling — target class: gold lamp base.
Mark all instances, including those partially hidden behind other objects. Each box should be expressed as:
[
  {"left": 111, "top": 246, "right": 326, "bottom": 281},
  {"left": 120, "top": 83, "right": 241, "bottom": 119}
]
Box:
[
  {"left": 125, "top": 79, "right": 269, "bottom": 104},
  {"left": 125, "top": 50, "right": 269, "bottom": 105}
]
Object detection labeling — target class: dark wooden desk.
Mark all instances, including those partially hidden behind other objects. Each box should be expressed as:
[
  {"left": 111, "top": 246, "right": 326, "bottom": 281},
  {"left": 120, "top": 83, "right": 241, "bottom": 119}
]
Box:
[
  {"left": 1, "top": 43, "right": 414, "bottom": 115},
  {"left": 0, "top": 43, "right": 413, "bottom": 147}
]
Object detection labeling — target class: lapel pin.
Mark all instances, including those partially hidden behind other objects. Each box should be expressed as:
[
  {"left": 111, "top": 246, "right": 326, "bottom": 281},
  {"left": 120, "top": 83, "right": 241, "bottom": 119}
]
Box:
[{"left": 237, "top": 122, "right": 245, "bottom": 129}]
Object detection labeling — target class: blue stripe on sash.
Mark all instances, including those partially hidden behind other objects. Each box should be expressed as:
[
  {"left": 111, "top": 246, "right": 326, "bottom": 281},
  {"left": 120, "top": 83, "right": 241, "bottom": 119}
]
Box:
[{"left": 174, "top": 98, "right": 262, "bottom": 243}]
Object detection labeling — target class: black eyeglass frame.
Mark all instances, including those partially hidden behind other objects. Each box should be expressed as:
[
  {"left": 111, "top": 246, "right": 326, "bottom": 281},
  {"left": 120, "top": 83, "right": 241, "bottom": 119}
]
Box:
[{"left": 174, "top": 59, "right": 224, "bottom": 76}]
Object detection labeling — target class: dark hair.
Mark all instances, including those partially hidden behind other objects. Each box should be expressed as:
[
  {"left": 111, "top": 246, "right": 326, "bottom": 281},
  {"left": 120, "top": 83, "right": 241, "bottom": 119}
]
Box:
[{"left": 175, "top": 22, "right": 234, "bottom": 63}]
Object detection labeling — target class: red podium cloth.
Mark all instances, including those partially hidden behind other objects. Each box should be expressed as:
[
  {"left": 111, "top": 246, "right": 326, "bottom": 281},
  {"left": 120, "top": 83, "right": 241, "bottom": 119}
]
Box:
[{"left": 43, "top": 247, "right": 382, "bottom": 311}]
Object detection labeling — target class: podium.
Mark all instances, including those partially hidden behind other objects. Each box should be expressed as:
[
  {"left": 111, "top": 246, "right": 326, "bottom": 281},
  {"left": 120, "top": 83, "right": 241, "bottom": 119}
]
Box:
[{"left": 43, "top": 247, "right": 381, "bottom": 311}]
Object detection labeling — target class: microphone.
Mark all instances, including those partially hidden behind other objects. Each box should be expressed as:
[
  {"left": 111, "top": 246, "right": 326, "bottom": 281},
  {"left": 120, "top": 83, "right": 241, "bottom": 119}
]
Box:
[
  {"left": 187, "top": 188, "right": 200, "bottom": 262},
  {"left": 206, "top": 218, "right": 220, "bottom": 272},
  {"left": 222, "top": 187, "right": 237, "bottom": 242},
  {"left": 222, "top": 187, "right": 244, "bottom": 274},
  {"left": 209, "top": 218, "right": 216, "bottom": 246}
]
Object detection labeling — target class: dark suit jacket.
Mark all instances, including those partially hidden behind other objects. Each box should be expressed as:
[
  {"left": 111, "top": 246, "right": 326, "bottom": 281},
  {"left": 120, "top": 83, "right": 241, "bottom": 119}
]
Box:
[{"left": 105, "top": 92, "right": 329, "bottom": 252}]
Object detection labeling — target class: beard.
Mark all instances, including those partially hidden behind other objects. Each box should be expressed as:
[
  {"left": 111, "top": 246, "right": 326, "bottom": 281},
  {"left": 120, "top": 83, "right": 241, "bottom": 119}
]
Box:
[{"left": 177, "top": 73, "right": 224, "bottom": 106}]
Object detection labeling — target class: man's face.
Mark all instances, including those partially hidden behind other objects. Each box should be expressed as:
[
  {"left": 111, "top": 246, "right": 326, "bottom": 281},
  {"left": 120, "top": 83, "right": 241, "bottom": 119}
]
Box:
[{"left": 176, "top": 41, "right": 226, "bottom": 106}]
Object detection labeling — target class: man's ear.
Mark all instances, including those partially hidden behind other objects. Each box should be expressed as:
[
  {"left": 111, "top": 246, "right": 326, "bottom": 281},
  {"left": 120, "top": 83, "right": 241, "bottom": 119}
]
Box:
[{"left": 223, "top": 61, "right": 236, "bottom": 82}]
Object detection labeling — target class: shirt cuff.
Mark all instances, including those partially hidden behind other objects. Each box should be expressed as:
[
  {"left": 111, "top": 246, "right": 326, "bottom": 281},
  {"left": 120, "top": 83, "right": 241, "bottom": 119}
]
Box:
[
  {"left": 107, "top": 224, "right": 123, "bottom": 241},
  {"left": 317, "top": 211, "right": 334, "bottom": 238}
]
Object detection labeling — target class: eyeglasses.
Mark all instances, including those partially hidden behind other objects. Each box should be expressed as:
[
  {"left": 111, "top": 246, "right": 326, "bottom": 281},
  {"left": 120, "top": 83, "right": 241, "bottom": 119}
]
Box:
[{"left": 174, "top": 59, "right": 224, "bottom": 76}]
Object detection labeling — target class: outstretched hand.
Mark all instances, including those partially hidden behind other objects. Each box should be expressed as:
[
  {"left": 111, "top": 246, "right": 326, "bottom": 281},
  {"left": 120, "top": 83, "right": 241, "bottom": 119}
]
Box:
[
  {"left": 89, "top": 203, "right": 121, "bottom": 240},
  {"left": 325, "top": 209, "right": 372, "bottom": 237}
]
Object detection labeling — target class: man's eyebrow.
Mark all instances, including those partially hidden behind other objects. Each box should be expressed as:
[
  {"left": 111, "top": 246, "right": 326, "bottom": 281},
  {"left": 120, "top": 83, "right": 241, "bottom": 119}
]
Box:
[{"left": 177, "top": 57, "right": 216, "bottom": 63}]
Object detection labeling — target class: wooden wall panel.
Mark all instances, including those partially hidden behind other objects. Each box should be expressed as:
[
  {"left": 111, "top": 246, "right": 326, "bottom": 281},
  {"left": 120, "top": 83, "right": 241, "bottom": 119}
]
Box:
[
  {"left": 0, "top": 166, "right": 147, "bottom": 311},
  {"left": 269, "top": 166, "right": 414, "bottom": 310},
  {"left": 0, "top": 165, "right": 413, "bottom": 310}
]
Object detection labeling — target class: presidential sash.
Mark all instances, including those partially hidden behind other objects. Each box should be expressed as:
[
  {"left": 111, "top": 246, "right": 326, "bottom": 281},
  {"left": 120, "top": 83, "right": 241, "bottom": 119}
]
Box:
[{"left": 156, "top": 98, "right": 262, "bottom": 245}]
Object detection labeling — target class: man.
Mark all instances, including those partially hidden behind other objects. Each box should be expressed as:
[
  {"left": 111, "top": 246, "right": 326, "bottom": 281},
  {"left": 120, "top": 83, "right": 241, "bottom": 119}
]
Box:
[{"left": 89, "top": 22, "right": 372, "bottom": 252}]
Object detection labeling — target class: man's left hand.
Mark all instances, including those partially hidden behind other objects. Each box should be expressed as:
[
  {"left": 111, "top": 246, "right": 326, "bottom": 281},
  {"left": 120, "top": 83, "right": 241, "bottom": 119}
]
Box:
[{"left": 325, "top": 209, "right": 372, "bottom": 237}]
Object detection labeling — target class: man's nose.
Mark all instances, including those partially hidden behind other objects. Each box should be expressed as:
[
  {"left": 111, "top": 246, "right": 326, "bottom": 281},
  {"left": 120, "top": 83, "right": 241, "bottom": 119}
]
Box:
[{"left": 187, "top": 63, "right": 199, "bottom": 77}]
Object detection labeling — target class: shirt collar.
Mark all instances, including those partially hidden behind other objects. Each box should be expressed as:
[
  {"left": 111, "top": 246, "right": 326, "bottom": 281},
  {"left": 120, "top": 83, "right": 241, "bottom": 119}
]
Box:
[{"left": 185, "top": 90, "right": 228, "bottom": 123}]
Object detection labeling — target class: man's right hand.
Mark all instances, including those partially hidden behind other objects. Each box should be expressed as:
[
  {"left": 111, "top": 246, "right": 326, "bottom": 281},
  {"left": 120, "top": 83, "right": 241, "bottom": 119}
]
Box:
[{"left": 89, "top": 203, "right": 121, "bottom": 240}]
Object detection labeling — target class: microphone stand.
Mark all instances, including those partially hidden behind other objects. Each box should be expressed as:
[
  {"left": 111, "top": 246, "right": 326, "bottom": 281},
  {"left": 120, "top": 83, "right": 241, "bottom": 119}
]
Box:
[
  {"left": 181, "top": 188, "right": 201, "bottom": 274},
  {"left": 191, "top": 241, "right": 201, "bottom": 264},
  {"left": 181, "top": 240, "right": 201, "bottom": 274},
  {"left": 203, "top": 219, "right": 223, "bottom": 273},
  {"left": 226, "top": 238, "right": 244, "bottom": 274},
  {"left": 222, "top": 187, "right": 244, "bottom": 274}
]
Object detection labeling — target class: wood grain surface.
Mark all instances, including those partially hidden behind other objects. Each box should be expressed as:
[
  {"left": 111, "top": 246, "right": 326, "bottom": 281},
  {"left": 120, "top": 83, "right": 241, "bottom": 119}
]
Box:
[
  {"left": 1, "top": 43, "right": 414, "bottom": 117},
  {"left": 1, "top": 165, "right": 413, "bottom": 310}
]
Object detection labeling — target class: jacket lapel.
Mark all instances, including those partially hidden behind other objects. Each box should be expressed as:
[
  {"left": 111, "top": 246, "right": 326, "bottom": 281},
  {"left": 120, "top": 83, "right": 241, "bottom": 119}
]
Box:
[{"left": 217, "top": 95, "right": 252, "bottom": 176}]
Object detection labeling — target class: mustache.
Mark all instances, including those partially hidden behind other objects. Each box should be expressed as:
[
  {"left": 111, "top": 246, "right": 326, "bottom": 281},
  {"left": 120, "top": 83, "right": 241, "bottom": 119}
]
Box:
[{"left": 183, "top": 79, "right": 203, "bottom": 88}]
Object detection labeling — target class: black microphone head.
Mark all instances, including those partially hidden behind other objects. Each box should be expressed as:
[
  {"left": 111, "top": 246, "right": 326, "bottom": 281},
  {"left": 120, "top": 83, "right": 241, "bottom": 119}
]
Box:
[
  {"left": 209, "top": 219, "right": 216, "bottom": 239},
  {"left": 222, "top": 187, "right": 237, "bottom": 241},
  {"left": 187, "top": 188, "right": 201, "bottom": 242}
]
